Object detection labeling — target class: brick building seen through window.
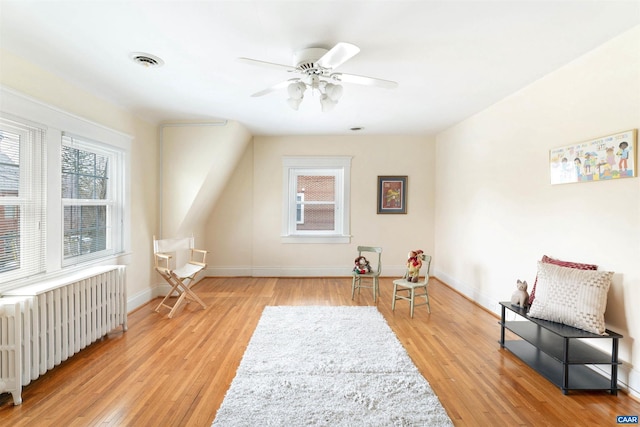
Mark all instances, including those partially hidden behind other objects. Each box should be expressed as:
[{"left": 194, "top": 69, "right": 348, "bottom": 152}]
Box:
[{"left": 296, "top": 175, "right": 335, "bottom": 231}]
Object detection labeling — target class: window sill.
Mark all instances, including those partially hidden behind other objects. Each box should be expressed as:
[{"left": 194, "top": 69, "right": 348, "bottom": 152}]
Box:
[
  {"left": 280, "top": 235, "right": 351, "bottom": 244},
  {"left": 0, "top": 252, "right": 131, "bottom": 295}
]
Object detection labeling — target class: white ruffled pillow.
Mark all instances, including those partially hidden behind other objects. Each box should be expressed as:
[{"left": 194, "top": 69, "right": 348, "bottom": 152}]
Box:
[{"left": 527, "top": 261, "right": 613, "bottom": 335}]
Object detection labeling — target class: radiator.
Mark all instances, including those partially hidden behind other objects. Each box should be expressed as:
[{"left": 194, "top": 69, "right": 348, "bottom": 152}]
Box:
[{"left": 0, "top": 265, "right": 127, "bottom": 405}]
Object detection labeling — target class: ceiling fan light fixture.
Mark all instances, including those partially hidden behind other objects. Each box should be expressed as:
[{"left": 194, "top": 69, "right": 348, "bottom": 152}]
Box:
[
  {"left": 320, "top": 94, "right": 338, "bottom": 112},
  {"left": 287, "top": 81, "right": 306, "bottom": 100},
  {"left": 241, "top": 41, "right": 398, "bottom": 113},
  {"left": 324, "top": 83, "right": 343, "bottom": 102}
]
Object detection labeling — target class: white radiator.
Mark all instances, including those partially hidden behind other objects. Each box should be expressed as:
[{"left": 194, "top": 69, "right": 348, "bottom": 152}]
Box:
[{"left": 0, "top": 265, "right": 127, "bottom": 405}]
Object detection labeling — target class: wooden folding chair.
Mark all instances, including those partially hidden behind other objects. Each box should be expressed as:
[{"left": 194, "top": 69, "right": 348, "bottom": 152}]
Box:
[{"left": 153, "top": 235, "right": 207, "bottom": 318}]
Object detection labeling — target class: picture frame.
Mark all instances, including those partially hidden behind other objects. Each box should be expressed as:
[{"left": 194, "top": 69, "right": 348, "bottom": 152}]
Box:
[
  {"left": 377, "top": 176, "right": 407, "bottom": 214},
  {"left": 550, "top": 129, "right": 637, "bottom": 185}
]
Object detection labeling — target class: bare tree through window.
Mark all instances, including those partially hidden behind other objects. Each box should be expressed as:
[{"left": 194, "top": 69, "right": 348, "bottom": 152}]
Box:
[{"left": 62, "top": 145, "right": 109, "bottom": 258}]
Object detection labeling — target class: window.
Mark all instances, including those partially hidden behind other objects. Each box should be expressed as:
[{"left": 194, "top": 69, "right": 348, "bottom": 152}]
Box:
[
  {"left": 282, "top": 156, "right": 351, "bottom": 243},
  {"left": 62, "top": 134, "right": 123, "bottom": 265},
  {"left": 0, "top": 87, "right": 131, "bottom": 293},
  {"left": 0, "top": 116, "right": 46, "bottom": 282}
]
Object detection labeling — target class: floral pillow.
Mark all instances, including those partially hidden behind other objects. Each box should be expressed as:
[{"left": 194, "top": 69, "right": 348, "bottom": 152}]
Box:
[{"left": 528, "top": 255, "right": 597, "bottom": 305}]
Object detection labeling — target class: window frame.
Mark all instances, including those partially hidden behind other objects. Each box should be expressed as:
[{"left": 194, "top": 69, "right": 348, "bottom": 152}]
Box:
[
  {"left": 61, "top": 134, "right": 124, "bottom": 266},
  {"left": 0, "top": 87, "right": 131, "bottom": 293},
  {"left": 281, "top": 156, "right": 351, "bottom": 244}
]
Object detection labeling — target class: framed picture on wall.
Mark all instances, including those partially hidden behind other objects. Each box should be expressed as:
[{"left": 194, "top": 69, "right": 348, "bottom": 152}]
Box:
[
  {"left": 549, "top": 129, "right": 637, "bottom": 185},
  {"left": 377, "top": 176, "right": 407, "bottom": 214}
]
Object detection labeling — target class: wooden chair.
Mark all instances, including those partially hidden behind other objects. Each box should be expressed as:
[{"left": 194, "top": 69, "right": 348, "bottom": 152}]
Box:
[
  {"left": 351, "top": 246, "right": 382, "bottom": 302},
  {"left": 392, "top": 253, "right": 432, "bottom": 317},
  {"left": 153, "top": 235, "right": 207, "bottom": 318}
]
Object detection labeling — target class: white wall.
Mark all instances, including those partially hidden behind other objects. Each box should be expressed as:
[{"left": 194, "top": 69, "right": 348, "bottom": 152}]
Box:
[
  {"left": 0, "top": 49, "right": 159, "bottom": 311},
  {"left": 205, "top": 134, "right": 437, "bottom": 277},
  {"left": 159, "top": 122, "right": 252, "bottom": 239},
  {"left": 204, "top": 140, "right": 254, "bottom": 275},
  {"left": 434, "top": 26, "right": 640, "bottom": 396}
]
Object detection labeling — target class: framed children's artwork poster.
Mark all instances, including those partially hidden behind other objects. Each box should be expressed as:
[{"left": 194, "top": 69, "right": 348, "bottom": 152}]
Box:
[
  {"left": 377, "top": 176, "right": 407, "bottom": 214},
  {"left": 549, "top": 129, "right": 637, "bottom": 185}
]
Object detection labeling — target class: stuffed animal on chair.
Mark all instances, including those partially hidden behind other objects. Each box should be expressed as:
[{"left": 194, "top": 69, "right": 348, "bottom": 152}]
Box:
[
  {"left": 511, "top": 279, "right": 530, "bottom": 308},
  {"left": 407, "top": 250, "right": 424, "bottom": 282},
  {"left": 353, "top": 256, "right": 372, "bottom": 274}
]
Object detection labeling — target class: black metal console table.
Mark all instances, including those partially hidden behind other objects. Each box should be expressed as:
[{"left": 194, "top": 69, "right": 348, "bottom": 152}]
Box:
[{"left": 499, "top": 301, "right": 622, "bottom": 395}]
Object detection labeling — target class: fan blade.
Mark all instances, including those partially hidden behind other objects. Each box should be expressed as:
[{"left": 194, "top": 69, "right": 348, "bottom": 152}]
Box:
[
  {"left": 316, "top": 42, "right": 360, "bottom": 70},
  {"left": 237, "top": 57, "right": 296, "bottom": 72},
  {"left": 251, "top": 78, "right": 300, "bottom": 97},
  {"left": 331, "top": 72, "right": 398, "bottom": 89}
]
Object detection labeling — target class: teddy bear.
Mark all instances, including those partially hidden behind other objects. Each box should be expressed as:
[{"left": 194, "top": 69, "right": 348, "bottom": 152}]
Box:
[
  {"left": 353, "top": 256, "right": 371, "bottom": 274},
  {"left": 407, "top": 250, "right": 424, "bottom": 282},
  {"left": 510, "top": 279, "right": 529, "bottom": 309}
]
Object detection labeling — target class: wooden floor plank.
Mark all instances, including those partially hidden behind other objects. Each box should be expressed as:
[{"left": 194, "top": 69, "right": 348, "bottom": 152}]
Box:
[{"left": 1, "top": 276, "right": 638, "bottom": 426}]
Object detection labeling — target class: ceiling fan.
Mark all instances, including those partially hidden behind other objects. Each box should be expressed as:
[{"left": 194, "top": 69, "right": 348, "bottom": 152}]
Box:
[{"left": 238, "top": 42, "right": 398, "bottom": 112}]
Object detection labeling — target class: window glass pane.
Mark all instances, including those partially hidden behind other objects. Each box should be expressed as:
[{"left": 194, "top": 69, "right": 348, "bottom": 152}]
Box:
[
  {"left": 78, "top": 175, "right": 94, "bottom": 199},
  {"left": 61, "top": 173, "right": 76, "bottom": 198},
  {"left": 61, "top": 145, "right": 109, "bottom": 200},
  {"left": 96, "top": 177, "right": 108, "bottom": 198},
  {"left": 0, "top": 130, "right": 20, "bottom": 198},
  {"left": 0, "top": 205, "right": 20, "bottom": 273},
  {"left": 297, "top": 175, "right": 335, "bottom": 201},
  {"left": 96, "top": 155, "right": 108, "bottom": 177},
  {"left": 296, "top": 204, "right": 334, "bottom": 230},
  {"left": 63, "top": 205, "right": 107, "bottom": 259},
  {"left": 61, "top": 145, "right": 77, "bottom": 172},
  {"left": 78, "top": 150, "right": 95, "bottom": 175},
  {"left": 296, "top": 175, "right": 335, "bottom": 231}
]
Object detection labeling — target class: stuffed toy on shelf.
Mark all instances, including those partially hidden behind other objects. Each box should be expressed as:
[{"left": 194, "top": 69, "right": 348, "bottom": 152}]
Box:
[{"left": 510, "top": 279, "right": 529, "bottom": 309}]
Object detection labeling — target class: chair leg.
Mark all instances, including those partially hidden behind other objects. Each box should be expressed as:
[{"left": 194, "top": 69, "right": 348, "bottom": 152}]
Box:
[
  {"left": 156, "top": 271, "right": 207, "bottom": 318},
  {"left": 187, "top": 286, "right": 207, "bottom": 309},
  {"left": 410, "top": 288, "right": 415, "bottom": 318},
  {"left": 155, "top": 291, "right": 173, "bottom": 312},
  {"left": 168, "top": 289, "right": 189, "bottom": 318},
  {"left": 392, "top": 283, "right": 398, "bottom": 311},
  {"left": 155, "top": 276, "right": 181, "bottom": 312},
  {"left": 373, "top": 277, "right": 378, "bottom": 303},
  {"left": 167, "top": 284, "right": 207, "bottom": 318},
  {"left": 351, "top": 276, "right": 357, "bottom": 300}
]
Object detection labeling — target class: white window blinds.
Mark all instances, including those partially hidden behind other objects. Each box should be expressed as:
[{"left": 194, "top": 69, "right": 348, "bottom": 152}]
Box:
[{"left": 0, "top": 116, "right": 46, "bottom": 282}]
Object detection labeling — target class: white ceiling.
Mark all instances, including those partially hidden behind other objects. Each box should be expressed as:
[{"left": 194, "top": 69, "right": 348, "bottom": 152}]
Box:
[{"left": 1, "top": 1, "right": 639, "bottom": 136}]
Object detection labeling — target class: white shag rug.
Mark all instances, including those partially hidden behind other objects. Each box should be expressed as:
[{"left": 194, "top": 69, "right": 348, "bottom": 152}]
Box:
[{"left": 212, "top": 306, "right": 453, "bottom": 426}]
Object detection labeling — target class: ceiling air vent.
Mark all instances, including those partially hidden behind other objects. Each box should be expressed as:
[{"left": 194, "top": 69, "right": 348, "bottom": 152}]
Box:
[{"left": 129, "top": 52, "right": 164, "bottom": 68}]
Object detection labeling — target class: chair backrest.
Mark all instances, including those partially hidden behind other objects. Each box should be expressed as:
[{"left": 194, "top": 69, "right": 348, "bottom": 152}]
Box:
[
  {"left": 153, "top": 236, "right": 195, "bottom": 270},
  {"left": 153, "top": 236, "right": 194, "bottom": 254},
  {"left": 421, "top": 254, "right": 432, "bottom": 277},
  {"left": 357, "top": 246, "right": 382, "bottom": 275}
]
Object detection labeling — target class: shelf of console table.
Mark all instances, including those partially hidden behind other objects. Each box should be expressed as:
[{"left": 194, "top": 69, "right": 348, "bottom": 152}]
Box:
[{"left": 499, "top": 301, "right": 622, "bottom": 395}]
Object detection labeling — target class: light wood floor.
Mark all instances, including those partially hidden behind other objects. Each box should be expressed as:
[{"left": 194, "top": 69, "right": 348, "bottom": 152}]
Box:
[{"left": 1, "top": 277, "right": 638, "bottom": 426}]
